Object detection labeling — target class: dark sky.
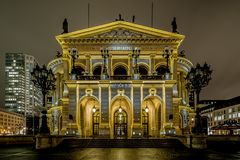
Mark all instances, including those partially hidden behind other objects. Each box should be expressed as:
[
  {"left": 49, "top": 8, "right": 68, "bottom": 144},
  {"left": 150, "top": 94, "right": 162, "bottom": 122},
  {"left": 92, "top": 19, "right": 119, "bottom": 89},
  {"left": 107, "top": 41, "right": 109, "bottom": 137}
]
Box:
[{"left": 1, "top": 0, "right": 240, "bottom": 107}]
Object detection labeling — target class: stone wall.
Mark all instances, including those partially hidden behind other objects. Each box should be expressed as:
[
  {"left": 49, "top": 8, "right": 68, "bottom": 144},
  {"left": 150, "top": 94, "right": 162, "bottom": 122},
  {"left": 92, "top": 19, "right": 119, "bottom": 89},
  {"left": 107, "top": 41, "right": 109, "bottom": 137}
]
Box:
[{"left": 0, "top": 136, "right": 34, "bottom": 145}]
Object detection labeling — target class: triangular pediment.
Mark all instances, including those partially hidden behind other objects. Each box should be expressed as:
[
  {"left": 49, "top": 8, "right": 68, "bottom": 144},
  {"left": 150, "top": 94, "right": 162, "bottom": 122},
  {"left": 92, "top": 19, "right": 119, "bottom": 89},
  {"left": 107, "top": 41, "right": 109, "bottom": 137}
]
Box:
[
  {"left": 92, "top": 28, "right": 158, "bottom": 39},
  {"left": 56, "top": 21, "right": 185, "bottom": 42}
]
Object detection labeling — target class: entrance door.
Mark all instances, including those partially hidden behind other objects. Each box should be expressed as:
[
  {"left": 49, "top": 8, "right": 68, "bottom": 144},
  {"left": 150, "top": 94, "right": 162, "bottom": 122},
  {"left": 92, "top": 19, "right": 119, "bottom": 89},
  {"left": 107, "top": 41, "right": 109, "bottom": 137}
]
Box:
[
  {"left": 142, "top": 111, "right": 149, "bottom": 137},
  {"left": 93, "top": 111, "right": 99, "bottom": 136},
  {"left": 114, "top": 110, "right": 127, "bottom": 138}
]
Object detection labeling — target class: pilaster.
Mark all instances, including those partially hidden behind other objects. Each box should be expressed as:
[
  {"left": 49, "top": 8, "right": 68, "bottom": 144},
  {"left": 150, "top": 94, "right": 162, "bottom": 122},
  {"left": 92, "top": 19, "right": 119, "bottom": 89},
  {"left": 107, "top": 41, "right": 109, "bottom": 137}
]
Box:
[{"left": 59, "top": 98, "right": 69, "bottom": 135}]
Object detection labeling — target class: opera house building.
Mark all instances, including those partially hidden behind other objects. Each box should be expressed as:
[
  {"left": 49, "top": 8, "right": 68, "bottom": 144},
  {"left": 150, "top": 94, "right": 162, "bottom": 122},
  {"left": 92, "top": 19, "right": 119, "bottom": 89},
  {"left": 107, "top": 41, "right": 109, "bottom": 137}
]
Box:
[{"left": 47, "top": 20, "right": 195, "bottom": 139}]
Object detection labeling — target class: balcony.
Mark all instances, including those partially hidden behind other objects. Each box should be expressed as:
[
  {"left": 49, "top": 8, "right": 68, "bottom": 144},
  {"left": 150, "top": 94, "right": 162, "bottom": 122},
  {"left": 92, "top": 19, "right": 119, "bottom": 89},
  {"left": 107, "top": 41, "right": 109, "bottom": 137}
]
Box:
[{"left": 74, "top": 75, "right": 167, "bottom": 81}]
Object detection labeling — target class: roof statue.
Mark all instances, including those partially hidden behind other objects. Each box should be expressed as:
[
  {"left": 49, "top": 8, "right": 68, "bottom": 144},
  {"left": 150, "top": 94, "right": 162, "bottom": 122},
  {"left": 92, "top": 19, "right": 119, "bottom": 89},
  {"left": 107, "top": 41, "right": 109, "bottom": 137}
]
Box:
[
  {"left": 62, "top": 18, "right": 68, "bottom": 34},
  {"left": 171, "top": 17, "right": 178, "bottom": 33},
  {"left": 132, "top": 15, "right": 135, "bottom": 23},
  {"left": 116, "top": 14, "right": 124, "bottom": 21}
]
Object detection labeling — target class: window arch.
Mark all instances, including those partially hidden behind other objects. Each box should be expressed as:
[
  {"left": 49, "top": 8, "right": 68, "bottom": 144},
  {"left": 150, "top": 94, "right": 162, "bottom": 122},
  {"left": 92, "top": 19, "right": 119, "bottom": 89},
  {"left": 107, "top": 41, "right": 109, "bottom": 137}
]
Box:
[
  {"left": 114, "top": 66, "right": 127, "bottom": 75},
  {"left": 139, "top": 65, "right": 148, "bottom": 75},
  {"left": 93, "top": 65, "right": 102, "bottom": 75},
  {"left": 156, "top": 65, "right": 167, "bottom": 75},
  {"left": 75, "top": 66, "right": 85, "bottom": 75}
]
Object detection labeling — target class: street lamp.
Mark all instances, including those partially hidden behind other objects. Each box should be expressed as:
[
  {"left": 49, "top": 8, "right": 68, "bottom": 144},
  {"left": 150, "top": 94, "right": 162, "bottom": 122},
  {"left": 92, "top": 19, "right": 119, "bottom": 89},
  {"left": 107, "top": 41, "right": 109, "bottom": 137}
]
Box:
[
  {"left": 92, "top": 105, "right": 96, "bottom": 113},
  {"left": 31, "top": 64, "right": 56, "bottom": 134},
  {"left": 101, "top": 48, "right": 109, "bottom": 79},
  {"left": 186, "top": 62, "right": 212, "bottom": 134},
  {"left": 162, "top": 47, "right": 173, "bottom": 74},
  {"left": 118, "top": 106, "right": 122, "bottom": 113},
  {"left": 145, "top": 106, "right": 149, "bottom": 113}
]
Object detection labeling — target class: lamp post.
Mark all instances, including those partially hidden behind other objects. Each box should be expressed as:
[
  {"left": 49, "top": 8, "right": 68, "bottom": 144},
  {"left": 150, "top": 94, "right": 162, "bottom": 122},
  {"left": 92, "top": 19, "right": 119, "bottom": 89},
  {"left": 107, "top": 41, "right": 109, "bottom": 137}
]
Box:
[
  {"left": 186, "top": 62, "right": 212, "bottom": 134},
  {"left": 69, "top": 48, "right": 79, "bottom": 79},
  {"left": 31, "top": 64, "right": 56, "bottom": 134},
  {"left": 101, "top": 48, "right": 109, "bottom": 79},
  {"left": 132, "top": 48, "right": 140, "bottom": 75},
  {"left": 162, "top": 47, "right": 173, "bottom": 74}
]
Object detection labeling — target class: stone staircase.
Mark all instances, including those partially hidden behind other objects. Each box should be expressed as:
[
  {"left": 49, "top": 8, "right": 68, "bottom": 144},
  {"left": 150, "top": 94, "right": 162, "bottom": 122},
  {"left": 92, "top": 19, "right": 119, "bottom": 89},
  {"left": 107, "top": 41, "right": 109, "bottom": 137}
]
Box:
[{"left": 60, "top": 138, "right": 185, "bottom": 148}]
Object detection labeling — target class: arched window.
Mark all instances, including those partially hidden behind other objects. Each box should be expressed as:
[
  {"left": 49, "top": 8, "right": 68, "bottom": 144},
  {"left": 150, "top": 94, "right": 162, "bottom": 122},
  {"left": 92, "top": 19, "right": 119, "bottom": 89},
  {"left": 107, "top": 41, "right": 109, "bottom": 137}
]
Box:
[
  {"left": 93, "top": 66, "right": 102, "bottom": 75},
  {"left": 75, "top": 66, "right": 85, "bottom": 75},
  {"left": 114, "top": 66, "right": 127, "bottom": 75},
  {"left": 139, "top": 65, "right": 148, "bottom": 75},
  {"left": 156, "top": 65, "right": 167, "bottom": 75}
]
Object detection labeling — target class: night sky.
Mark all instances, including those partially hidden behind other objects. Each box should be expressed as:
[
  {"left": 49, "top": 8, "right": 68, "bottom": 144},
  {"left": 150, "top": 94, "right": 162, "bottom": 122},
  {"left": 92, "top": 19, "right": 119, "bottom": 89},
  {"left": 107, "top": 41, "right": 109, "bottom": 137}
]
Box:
[{"left": 0, "top": 0, "right": 240, "bottom": 107}]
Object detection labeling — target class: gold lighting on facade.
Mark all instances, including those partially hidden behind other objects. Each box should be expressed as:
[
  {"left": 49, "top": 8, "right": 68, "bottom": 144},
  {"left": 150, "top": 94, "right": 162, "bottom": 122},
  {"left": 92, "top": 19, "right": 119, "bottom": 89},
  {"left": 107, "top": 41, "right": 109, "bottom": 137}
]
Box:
[{"left": 47, "top": 20, "right": 195, "bottom": 138}]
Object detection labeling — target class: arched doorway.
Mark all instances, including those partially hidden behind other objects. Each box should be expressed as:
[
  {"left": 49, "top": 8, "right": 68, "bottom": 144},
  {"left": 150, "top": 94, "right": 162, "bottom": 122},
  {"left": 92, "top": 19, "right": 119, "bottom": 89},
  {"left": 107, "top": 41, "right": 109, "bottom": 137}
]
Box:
[
  {"left": 110, "top": 96, "right": 132, "bottom": 139},
  {"left": 77, "top": 95, "right": 100, "bottom": 137},
  {"left": 142, "top": 95, "right": 162, "bottom": 137},
  {"left": 114, "top": 109, "right": 127, "bottom": 138}
]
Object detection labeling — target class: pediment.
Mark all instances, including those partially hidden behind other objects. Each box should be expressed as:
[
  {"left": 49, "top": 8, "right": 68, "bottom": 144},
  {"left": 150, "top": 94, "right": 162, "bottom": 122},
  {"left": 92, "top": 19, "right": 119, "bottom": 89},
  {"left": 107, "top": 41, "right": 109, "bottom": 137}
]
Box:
[
  {"left": 92, "top": 28, "right": 158, "bottom": 39},
  {"left": 56, "top": 21, "right": 185, "bottom": 42}
]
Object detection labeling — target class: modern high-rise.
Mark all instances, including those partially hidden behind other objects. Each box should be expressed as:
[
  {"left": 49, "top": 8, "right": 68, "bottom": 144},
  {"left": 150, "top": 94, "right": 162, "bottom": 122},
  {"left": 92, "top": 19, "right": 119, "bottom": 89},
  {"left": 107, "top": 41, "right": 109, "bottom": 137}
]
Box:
[{"left": 5, "top": 53, "right": 42, "bottom": 116}]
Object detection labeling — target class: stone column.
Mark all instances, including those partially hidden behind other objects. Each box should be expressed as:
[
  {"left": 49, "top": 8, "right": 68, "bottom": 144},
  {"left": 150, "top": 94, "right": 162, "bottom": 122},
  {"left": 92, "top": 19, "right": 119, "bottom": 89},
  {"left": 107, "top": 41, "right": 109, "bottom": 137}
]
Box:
[
  {"left": 108, "top": 53, "right": 112, "bottom": 76},
  {"left": 62, "top": 45, "right": 69, "bottom": 58},
  {"left": 128, "top": 53, "right": 133, "bottom": 76},
  {"left": 171, "top": 51, "right": 178, "bottom": 80},
  {"left": 59, "top": 74, "right": 63, "bottom": 99},
  {"left": 76, "top": 85, "right": 82, "bottom": 136},
  {"left": 172, "top": 98, "right": 181, "bottom": 135},
  {"left": 60, "top": 98, "right": 69, "bottom": 135},
  {"left": 85, "top": 54, "right": 90, "bottom": 75},
  {"left": 178, "top": 73, "right": 182, "bottom": 98},
  {"left": 161, "top": 84, "right": 166, "bottom": 131},
  {"left": 55, "top": 73, "right": 61, "bottom": 105},
  {"left": 150, "top": 54, "right": 155, "bottom": 74}
]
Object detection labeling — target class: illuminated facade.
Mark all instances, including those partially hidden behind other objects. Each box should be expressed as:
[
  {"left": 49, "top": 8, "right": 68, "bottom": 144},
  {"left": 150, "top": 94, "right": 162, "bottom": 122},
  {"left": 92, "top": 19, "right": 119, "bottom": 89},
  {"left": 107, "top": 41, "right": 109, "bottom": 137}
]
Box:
[
  {"left": 200, "top": 96, "right": 240, "bottom": 135},
  {"left": 47, "top": 21, "right": 195, "bottom": 138},
  {"left": 5, "top": 53, "right": 42, "bottom": 115},
  {"left": 0, "top": 108, "right": 25, "bottom": 135}
]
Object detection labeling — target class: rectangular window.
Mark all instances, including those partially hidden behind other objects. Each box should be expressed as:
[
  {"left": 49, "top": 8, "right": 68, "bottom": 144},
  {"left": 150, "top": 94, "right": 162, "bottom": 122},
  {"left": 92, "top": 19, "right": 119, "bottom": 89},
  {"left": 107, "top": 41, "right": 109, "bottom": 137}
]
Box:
[{"left": 229, "top": 108, "right": 232, "bottom": 113}]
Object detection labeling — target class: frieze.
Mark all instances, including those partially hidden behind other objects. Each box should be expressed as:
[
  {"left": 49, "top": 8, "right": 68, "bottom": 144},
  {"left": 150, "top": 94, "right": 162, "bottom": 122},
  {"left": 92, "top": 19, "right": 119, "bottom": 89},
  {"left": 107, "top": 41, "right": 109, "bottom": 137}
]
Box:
[
  {"left": 111, "top": 83, "right": 132, "bottom": 89},
  {"left": 76, "top": 44, "right": 178, "bottom": 52},
  {"left": 59, "top": 38, "right": 181, "bottom": 46}
]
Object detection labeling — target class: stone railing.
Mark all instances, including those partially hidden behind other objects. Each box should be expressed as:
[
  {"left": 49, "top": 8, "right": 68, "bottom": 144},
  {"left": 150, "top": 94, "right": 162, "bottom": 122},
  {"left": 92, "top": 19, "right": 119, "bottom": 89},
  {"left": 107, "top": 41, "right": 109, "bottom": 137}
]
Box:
[
  {"left": 177, "top": 57, "right": 193, "bottom": 72},
  {"left": 74, "top": 75, "right": 170, "bottom": 81}
]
